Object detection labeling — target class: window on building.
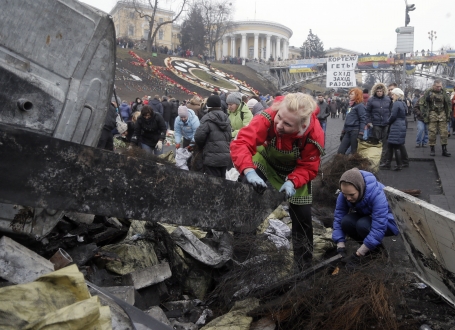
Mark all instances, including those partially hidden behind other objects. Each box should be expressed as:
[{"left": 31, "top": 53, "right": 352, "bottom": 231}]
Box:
[
  {"left": 159, "top": 17, "right": 164, "bottom": 24},
  {"left": 143, "top": 29, "right": 149, "bottom": 40},
  {"left": 129, "top": 12, "right": 135, "bottom": 19},
  {"left": 128, "top": 25, "right": 134, "bottom": 36},
  {"left": 159, "top": 29, "right": 164, "bottom": 40}
]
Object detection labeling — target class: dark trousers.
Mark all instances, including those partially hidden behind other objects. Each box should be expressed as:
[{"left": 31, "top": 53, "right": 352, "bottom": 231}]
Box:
[
  {"left": 182, "top": 138, "right": 191, "bottom": 148},
  {"left": 338, "top": 130, "right": 359, "bottom": 154},
  {"left": 386, "top": 143, "right": 403, "bottom": 167},
  {"left": 371, "top": 125, "right": 389, "bottom": 163},
  {"left": 249, "top": 169, "right": 313, "bottom": 268},
  {"left": 289, "top": 203, "right": 313, "bottom": 268},
  {"left": 203, "top": 165, "right": 226, "bottom": 178},
  {"left": 97, "top": 129, "right": 114, "bottom": 151},
  {"left": 399, "top": 144, "right": 409, "bottom": 166},
  {"left": 341, "top": 213, "right": 395, "bottom": 243}
]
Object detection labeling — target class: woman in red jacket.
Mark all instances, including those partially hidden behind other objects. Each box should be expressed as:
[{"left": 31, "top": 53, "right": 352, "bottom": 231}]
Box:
[{"left": 230, "top": 93, "right": 325, "bottom": 271}]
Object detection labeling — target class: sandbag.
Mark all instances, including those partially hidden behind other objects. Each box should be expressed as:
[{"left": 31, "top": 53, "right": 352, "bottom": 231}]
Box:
[
  {"left": 175, "top": 148, "right": 192, "bottom": 170},
  {"left": 357, "top": 140, "right": 382, "bottom": 172},
  {"left": 0, "top": 264, "right": 111, "bottom": 330}
]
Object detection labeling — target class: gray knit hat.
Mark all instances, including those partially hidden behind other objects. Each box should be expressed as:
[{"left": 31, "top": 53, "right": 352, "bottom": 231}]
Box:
[
  {"left": 339, "top": 168, "right": 366, "bottom": 201},
  {"left": 226, "top": 92, "right": 242, "bottom": 105}
]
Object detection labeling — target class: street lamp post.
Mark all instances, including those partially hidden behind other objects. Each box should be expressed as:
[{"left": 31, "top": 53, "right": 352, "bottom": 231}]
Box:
[{"left": 428, "top": 30, "right": 437, "bottom": 54}]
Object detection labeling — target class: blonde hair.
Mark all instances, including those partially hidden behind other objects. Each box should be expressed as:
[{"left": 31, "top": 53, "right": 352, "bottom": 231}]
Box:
[
  {"left": 189, "top": 96, "right": 202, "bottom": 106},
  {"left": 271, "top": 93, "right": 317, "bottom": 123},
  {"left": 132, "top": 111, "right": 141, "bottom": 123}
]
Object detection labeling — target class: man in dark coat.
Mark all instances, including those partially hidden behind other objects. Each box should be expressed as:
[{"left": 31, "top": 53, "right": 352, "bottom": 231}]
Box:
[
  {"left": 316, "top": 93, "right": 330, "bottom": 134},
  {"left": 149, "top": 95, "right": 164, "bottom": 117},
  {"left": 219, "top": 92, "right": 229, "bottom": 114},
  {"left": 194, "top": 95, "right": 232, "bottom": 177},
  {"left": 161, "top": 96, "right": 172, "bottom": 129},
  {"left": 169, "top": 96, "right": 179, "bottom": 130}
]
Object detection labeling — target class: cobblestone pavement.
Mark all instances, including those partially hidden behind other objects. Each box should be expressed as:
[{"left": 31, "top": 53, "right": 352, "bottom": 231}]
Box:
[{"left": 321, "top": 115, "right": 346, "bottom": 165}]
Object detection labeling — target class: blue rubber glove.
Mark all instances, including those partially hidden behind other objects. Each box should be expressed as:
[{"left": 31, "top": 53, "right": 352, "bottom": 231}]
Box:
[
  {"left": 245, "top": 171, "right": 267, "bottom": 193},
  {"left": 279, "top": 180, "right": 296, "bottom": 199}
]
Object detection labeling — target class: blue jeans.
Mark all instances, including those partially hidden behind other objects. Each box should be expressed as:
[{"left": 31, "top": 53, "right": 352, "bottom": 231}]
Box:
[
  {"left": 320, "top": 120, "right": 327, "bottom": 134},
  {"left": 416, "top": 121, "right": 428, "bottom": 145},
  {"left": 141, "top": 142, "right": 163, "bottom": 155},
  {"left": 340, "top": 213, "right": 395, "bottom": 243}
]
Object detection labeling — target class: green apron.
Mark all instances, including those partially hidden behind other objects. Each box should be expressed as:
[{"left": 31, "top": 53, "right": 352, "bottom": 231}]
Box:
[{"left": 252, "top": 113, "right": 324, "bottom": 205}]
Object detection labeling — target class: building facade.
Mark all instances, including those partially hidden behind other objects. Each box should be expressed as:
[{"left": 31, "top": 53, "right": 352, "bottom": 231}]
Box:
[
  {"left": 110, "top": 2, "right": 296, "bottom": 59},
  {"left": 217, "top": 20, "right": 293, "bottom": 61},
  {"left": 110, "top": 1, "right": 180, "bottom": 49}
]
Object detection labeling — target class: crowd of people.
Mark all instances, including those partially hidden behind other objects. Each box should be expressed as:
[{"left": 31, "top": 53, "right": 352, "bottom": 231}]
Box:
[{"left": 97, "top": 77, "right": 455, "bottom": 272}]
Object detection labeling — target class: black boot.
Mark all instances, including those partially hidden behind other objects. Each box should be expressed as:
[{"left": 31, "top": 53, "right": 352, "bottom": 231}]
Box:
[
  {"left": 442, "top": 145, "right": 451, "bottom": 157},
  {"left": 430, "top": 146, "right": 435, "bottom": 156}
]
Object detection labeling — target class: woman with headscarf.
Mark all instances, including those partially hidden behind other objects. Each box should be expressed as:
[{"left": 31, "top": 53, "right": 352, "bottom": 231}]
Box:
[
  {"left": 380, "top": 88, "right": 407, "bottom": 171},
  {"left": 332, "top": 168, "right": 399, "bottom": 267},
  {"left": 226, "top": 92, "right": 253, "bottom": 139},
  {"left": 337, "top": 88, "right": 366, "bottom": 155},
  {"left": 230, "top": 93, "right": 325, "bottom": 271}
]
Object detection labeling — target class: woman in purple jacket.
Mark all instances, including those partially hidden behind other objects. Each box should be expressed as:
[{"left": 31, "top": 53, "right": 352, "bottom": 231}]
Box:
[{"left": 332, "top": 168, "right": 399, "bottom": 266}]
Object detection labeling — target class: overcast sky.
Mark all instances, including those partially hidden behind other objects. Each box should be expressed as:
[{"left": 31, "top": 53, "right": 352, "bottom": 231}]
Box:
[{"left": 81, "top": 0, "right": 453, "bottom": 55}]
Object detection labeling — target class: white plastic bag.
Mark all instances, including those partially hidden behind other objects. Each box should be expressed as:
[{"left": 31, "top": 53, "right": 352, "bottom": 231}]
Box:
[
  {"left": 175, "top": 148, "right": 191, "bottom": 170},
  {"left": 225, "top": 167, "right": 240, "bottom": 181}
]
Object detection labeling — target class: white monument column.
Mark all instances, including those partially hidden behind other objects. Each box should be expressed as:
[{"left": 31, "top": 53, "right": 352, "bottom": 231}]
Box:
[
  {"left": 266, "top": 34, "right": 271, "bottom": 60},
  {"left": 231, "top": 35, "right": 236, "bottom": 57},
  {"left": 241, "top": 33, "right": 247, "bottom": 58},
  {"left": 217, "top": 42, "right": 221, "bottom": 60},
  {"left": 276, "top": 38, "right": 281, "bottom": 60},
  {"left": 253, "top": 33, "right": 259, "bottom": 60},
  {"left": 222, "top": 37, "right": 228, "bottom": 58},
  {"left": 272, "top": 39, "right": 276, "bottom": 59},
  {"left": 260, "top": 36, "right": 264, "bottom": 59}
]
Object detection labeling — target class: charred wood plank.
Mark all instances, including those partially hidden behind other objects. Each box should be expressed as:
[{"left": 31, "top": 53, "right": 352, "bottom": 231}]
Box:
[{"left": 0, "top": 124, "right": 284, "bottom": 232}]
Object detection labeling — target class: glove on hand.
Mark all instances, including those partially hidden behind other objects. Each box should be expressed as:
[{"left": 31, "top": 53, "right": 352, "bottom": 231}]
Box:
[
  {"left": 175, "top": 143, "right": 181, "bottom": 149},
  {"left": 279, "top": 181, "right": 296, "bottom": 199},
  {"left": 245, "top": 171, "right": 267, "bottom": 193},
  {"left": 155, "top": 141, "right": 163, "bottom": 151},
  {"left": 337, "top": 247, "right": 347, "bottom": 258},
  {"left": 341, "top": 253, "right": 362, "bottom": 270},
  {"left": 131, "top": 135, "right": 138, "bottom": 145}
]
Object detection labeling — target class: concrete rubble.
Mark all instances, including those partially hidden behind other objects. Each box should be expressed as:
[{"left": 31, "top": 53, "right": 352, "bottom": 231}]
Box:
[{"left": 2, "top": 194, "right": 455, "bottom": 330}]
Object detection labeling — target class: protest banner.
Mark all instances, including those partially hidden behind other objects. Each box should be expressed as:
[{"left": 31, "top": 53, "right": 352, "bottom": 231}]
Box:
[{"left": 326, "top": 55, "right": 358, "bottom": 88}]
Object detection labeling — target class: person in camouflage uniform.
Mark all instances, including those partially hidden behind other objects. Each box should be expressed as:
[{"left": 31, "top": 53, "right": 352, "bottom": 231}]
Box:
[{"left": 420, "top": 80, "right": 451, "bottom": 157}]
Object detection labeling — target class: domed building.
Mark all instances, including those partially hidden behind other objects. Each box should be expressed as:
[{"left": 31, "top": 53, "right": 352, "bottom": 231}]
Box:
[{"left": 217, "top": 20, "right": 293, "bottom": 61}]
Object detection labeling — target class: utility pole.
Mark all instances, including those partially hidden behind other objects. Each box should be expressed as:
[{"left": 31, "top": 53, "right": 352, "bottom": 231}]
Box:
[{"left": 428, "top": 30, "right": 437, "bottom": 54}]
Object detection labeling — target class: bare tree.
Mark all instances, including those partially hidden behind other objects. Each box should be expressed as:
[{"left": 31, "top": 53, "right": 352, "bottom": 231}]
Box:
[
  {"left": 129, "top": 0, "right": 188, "bottom": 52},
  {"left": 197, "top": 0, "right": 233, "bottom": 58}
]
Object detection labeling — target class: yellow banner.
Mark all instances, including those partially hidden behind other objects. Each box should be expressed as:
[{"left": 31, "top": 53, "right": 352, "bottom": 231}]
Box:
[
  {"left": 358, "top": 56, "right": 388, "bottom": 62},
  {"left": 388, "top": 54, "right": 450, "bottom": 65},
  {"left": 290, "top": 67, "right": 316, "bottom": 73}
]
